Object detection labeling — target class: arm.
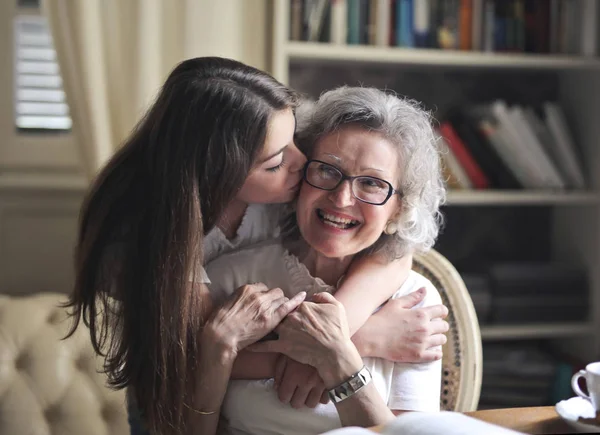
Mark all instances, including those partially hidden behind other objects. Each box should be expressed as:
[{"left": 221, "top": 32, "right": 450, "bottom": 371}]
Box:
[
  {"left": 337, "top": 253, "right": 449, "bottom": 363},
  {"left": 353, "top": 291, "right": 449, "bottom": 362},
  {"left": 248, "top": 292, "right": 396, "bottom": 428},
  {"left": 230, "top": 351, "right": 279, "bottom": 379},
  {"left": 318, "top": 338, "right": 396, "bottom": 428},
  {"left": 245, "top": 254, "right": 412, "bottom": 406},
  {"left": 336, "top": 253, "right": 413, "bottom": 335},
  {"left": 187, "top": 283, "right": 306, "bottom": 435}
]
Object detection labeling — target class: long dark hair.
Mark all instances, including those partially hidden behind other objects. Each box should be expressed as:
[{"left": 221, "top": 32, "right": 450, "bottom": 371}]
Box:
[{"left": 66, "top": 57, "right": 297, "bottom": 434}]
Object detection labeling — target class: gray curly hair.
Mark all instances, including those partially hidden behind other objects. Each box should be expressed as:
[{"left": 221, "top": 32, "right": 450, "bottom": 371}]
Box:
[{"left": 295, "top": 86, "right": 446, "bottom": 258}]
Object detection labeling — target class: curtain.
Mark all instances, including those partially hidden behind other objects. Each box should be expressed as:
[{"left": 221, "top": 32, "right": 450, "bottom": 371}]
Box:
[{"left": 42, "top": 0, "right": 269, "bottom": 180}]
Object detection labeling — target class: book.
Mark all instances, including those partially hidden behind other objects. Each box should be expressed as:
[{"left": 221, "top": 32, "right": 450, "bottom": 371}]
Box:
[
  {"left": 437, "top": 132, "right": 473, "bottom": 189},
  {"left": 381, "top": 411, "right": 526, "bottom": 434},
  {"left": 321, "top": 411, "right": 526, "bottom": 434},
  {"left": 448, "top": 108, "right": 521, "bottom": 189},
  {"left": 439, "top": 121, "right": 490, "bottom": 189},
  {"left": 542, "top": 102, "right": 586, "bottom": 189},
  {"left": 330, "top": 0, "right": 348, "bottom": 44}
]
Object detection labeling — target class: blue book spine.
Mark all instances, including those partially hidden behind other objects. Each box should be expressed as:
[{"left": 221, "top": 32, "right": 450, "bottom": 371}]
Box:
[
  {"left": 347, "top": 0, "right": 360, "bottom": 44},
  {"left": 399, "top": 0, "right": 415, "bottom": 47}
]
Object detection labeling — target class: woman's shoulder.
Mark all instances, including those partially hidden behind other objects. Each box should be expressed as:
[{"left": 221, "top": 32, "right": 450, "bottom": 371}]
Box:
[
  {"left": 204, "top": 239, "right": 291, "bottom": 299},
  {"left": 393, "top": 270, "right": 442, "bottom": 307},
  {"left": 247, "top": 203, "right": 291, "bottom": 233},
  {"left": 202, "top": 203, "right": 290, "bottom": 262},
  {"left": 206, "top": 238, "right": 286, "bottom": 270}
]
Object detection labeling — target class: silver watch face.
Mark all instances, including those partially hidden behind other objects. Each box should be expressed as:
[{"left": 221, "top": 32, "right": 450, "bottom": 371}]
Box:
[{"left": 348, "top": 376, "right": 363, "bottom": 391}]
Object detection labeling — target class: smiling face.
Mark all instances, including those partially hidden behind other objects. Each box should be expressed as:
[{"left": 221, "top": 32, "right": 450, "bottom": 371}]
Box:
[
  {"left": 296, "top": 125, "right": 402, "bottom": 259},
  {"left": 236, "top": 108, "right": 307, "bottom": 204}
]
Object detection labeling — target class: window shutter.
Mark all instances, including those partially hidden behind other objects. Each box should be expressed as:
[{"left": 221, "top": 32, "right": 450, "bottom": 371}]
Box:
[{"left": 14, "top": 14, "right": 72, "bottom": 131}]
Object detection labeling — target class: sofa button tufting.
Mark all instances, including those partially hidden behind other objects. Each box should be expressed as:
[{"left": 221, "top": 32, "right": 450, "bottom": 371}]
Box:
[
  {"left": 75, "top": 355, "right": 89, "bottom": 371},
  {"left": 44, "top": 404, "right": 60, "bottom": 422},
  {"left": 14, "top": 353, "right": 29, "bottom": 371},
  {"left": 47, "top": 311, "right": 64, "bottom": 325}
]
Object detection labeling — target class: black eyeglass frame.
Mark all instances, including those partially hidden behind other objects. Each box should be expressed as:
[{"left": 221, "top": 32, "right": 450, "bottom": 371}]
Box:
[{"left": 302, "top": 159, "right": 402, "bottom": 206}]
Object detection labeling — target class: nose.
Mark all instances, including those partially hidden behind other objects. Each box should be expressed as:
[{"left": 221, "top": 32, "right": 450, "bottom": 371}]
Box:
[
  {"left": 288, "top": 143, "right": 307, "bottom": 173},
  {"left": 328, "top": 180, "right": 355, "bottom": 208}
]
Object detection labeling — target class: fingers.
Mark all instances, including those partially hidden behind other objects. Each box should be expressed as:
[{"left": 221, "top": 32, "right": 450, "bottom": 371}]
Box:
[
  {"left": 304, "top": 386, "right": 326, "bottom": 409},
  {"left": 277, "top": 374, "right": 298, "bottom": 405},
  {"left": 394, "top": 287, "right": 427, "bottom": 308},
  {"left": 422, "top": 303, "right": 449, "bottom": 320},
  {"left": 238, "top": 282, "right": 269, "bottom": 293},
  {"left": 430, "top": 318, "right": 450, "bottom": 335},
  {"left": 274, "top": 291, "right": 306, "bottom": 320},
  {"left": 319, "top": 390, "right": 329, "bottom": 405},
  {"left": 409, "top": 348, "right": 443, "bottom": 363},
  {"left": 421, "top": 347, "right": 443, "bottom": 362},
  {"left": 310, "top": 291, "right": 338, "bottom": 305},
  {"left": 274, "top": 354, "right": 287, "bottom": 388},
  {"left": 428, "top": 332, "right": 448, "bottom": 348},
  {"left": 289, "top": 384, "right": 313, "bottom": 409}
]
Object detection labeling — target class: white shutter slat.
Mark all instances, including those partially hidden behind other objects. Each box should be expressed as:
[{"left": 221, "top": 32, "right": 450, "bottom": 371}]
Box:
[
  {"left": 17, "top": 61, "right": 59, "bottom": 75},
  {"left": 17, "top": 102, "right": 69, "bottom": 116},
  {"left": 16, "top": 116, "right": 72, "bottom": 130},
  {"left": 14, "top": 14, "right": 71, "bottom": 131},
  {"left": 18, "top": 47, "right": 56, "bottom": 61},
  {"left": 18, "top": 33, "right": 52, "bottom": 46},
  {"left": 17, "top": 88, "right": 65, "bottom": 102},
  {"left": 17, "top": 74, "right": 63, "bottom": 88}
]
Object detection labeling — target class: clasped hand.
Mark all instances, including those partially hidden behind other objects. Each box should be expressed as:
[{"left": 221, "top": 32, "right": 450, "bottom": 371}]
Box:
[{"left": 251, "top": 288, "right": 449, "bottom": 409}]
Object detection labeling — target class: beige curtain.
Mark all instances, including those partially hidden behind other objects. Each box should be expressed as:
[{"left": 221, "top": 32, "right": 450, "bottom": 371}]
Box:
[{"left": 42, "top": 0, "right": 269, "bottom": 180}]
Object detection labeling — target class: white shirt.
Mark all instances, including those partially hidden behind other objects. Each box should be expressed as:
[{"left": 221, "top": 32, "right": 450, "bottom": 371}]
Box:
[
  {"left": 206, "top": 240, "right": 442, "bottom": 435},
  {"left": 192, "top": 203, "right": 287, "bottom": 282}
]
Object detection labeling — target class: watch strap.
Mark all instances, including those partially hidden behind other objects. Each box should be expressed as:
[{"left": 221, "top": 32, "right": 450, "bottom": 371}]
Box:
[{"left": 328, "top": 365, "right": 372, "bottom": 404}]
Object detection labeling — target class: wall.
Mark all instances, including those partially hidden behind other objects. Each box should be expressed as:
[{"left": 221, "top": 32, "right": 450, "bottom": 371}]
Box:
[{"left": 0, "top": 0, "right": 272, "bottom": 296}]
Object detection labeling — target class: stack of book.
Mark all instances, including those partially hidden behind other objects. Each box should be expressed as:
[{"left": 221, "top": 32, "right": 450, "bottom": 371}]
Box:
[
  {"left": 461, "top": 273, "right": 493, "bottom": 324},
  {"left": 437, "top": 101, "right": 585, "bottom": 191},
  {"left": 460, "top": 261, "right": 588, "bottom": 325},
  {"left": 486, "top": 262, "right": 589, "bottom": 324},
  {"left": 292, "top": 0, "right": 598, "bottom": 56},
  {"left": 479, "top": 342, "right": 563, "bottom": 409}
]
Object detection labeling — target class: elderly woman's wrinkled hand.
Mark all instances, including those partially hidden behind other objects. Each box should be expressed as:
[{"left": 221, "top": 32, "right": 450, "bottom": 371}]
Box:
[
  {"left": 205, "top": 283, "right": 306, "bottom": 354},
  {"left": 248, "top": 292, "right": 363, "bottom": 388}
]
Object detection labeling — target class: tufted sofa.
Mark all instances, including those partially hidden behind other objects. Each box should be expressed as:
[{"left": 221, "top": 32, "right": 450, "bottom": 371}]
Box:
[{"left": 0, "top": 292, "right": 128, "bottom": 435}]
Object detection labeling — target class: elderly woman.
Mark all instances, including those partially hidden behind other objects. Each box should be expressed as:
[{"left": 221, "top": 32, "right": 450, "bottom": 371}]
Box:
[{"left": 205, "top": 86, "right": 446, "bottom": 434}]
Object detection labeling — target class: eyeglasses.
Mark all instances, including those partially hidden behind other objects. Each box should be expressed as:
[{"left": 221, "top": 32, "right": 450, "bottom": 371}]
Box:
[{"left": 303, "top": 160, "right": 401, "bottom": 206}]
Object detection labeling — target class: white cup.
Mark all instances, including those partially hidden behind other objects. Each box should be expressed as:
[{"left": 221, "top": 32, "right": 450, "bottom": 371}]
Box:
[{"left": 571, "top": 361, "right": 600, "bottom": 411}]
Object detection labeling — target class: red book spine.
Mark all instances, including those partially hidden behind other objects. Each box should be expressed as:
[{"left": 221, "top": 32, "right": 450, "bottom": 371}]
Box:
[{"left": 440, "top": 122, "right": 490, "bottom": 189}]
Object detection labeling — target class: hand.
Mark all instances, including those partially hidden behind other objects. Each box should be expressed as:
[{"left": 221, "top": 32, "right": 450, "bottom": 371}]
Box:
[
  {"left": 353, "top": 287, "right": 449, "bottom": 363},
  {"left": 249, "top": 292, "right": 363, "bottom": 388},
  {"left": 274, "top": 355, "right": 329, "bottom": 409},
  {"left": 205, "top": 283, "right": 306, "bottom": 353}
]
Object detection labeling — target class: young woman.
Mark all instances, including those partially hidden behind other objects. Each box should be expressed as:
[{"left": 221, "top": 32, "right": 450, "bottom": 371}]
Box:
[{"left": 65, "top": 57, "right": 448, "bottom": 435}]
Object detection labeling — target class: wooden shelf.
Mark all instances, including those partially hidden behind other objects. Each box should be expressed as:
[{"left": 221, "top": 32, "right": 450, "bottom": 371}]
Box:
[
  {"left": 285, "top": 41, "right": 600, "bottom": 70},
  {"left": 446, "top": 190, "right": 599, "bottom": 206},
  {"left": 481, "top": 323, "right": 593, "bottom": 340}
]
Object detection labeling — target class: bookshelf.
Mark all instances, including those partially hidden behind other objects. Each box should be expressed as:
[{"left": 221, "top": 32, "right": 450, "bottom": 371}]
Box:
[
  {"left": 481, "top": 322, "right": 594, "bottom": 340},
  {"left": 278, "top": 41, "right": 600, "bottom": 83},
  {"left": 270, "top": 0, "right": 600, "bottom": 375},
  {"left": 446, "top": 190, "right": 599, "bottom": 206}
]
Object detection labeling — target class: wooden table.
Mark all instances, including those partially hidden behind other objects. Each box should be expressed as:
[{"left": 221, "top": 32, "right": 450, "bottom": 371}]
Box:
[{"left": 370, "top": 407, "right": 574, "bottom": 434}]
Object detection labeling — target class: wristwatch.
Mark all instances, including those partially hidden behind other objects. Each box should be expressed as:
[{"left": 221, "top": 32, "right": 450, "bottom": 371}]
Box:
[{"left": 328, "top": 365, "right": 372, "bottom": 404}]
